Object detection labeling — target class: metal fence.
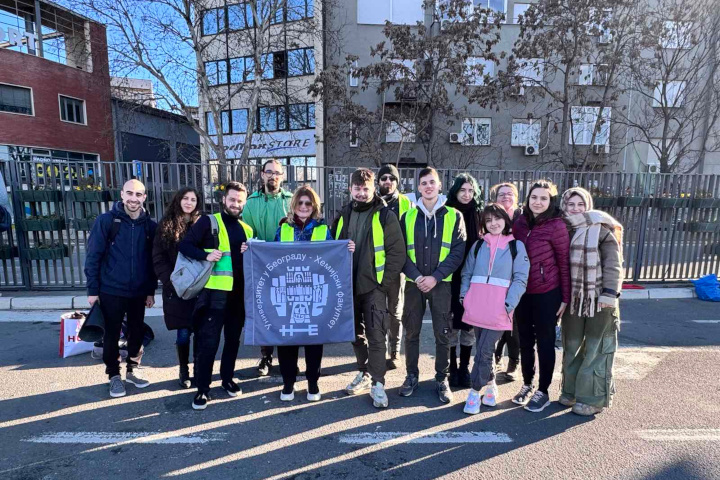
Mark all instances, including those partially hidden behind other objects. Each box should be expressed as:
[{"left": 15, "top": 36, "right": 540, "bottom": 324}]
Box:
[{"left": 0, "top": 158, "right": 718, "bottom": 289}]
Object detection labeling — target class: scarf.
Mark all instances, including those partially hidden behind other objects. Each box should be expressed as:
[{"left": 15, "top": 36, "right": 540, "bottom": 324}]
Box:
[{"left": 565, "top": 210, "right": 624, "bottom": 317}]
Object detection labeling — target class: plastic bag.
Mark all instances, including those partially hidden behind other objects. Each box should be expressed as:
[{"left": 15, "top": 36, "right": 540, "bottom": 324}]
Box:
[{"left": 691, "top": 274, "right": 720, "bottom": 302}]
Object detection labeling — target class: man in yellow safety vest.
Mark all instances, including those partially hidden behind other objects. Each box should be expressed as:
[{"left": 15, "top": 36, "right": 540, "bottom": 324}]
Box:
[
  {"left": 377, "top": 164, "right": 413, "bottom": 370},
  {"left": 179, "top": 181, "right": 252, "bottom": 411},
  {"left": 398, "top": 167, "right": 466, "bottom": 405},
  {"left": 331, "top": 168, "right": 405, "bottom": 409}
]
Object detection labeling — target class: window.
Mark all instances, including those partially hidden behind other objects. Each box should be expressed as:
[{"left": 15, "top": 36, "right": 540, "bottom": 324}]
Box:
[
  {"left": 350, "top": 122, "right": 358, "bottom": 147},
  {"left": 587, "top": 8, "right": 613, "bottom": 44},
  {"left": 349, "top": 60, "right": 359, "bottom": 87},
  {"left": 288, "top": 103, "right": 315, "bottom": 130},
  {"left": 386, "top": 121, "right": 416, "bottom": 143},
  {"left": 475, "top": 0, "right": 507, "bottom": 22},
  {"left": 228, "top": 3, "right": 253, "bottom": 30},
  {"left": 203, "top": 8, "right": 226, "bottom": 35},
  {"left": 357, "top": 0, "right": 424, "bottom": 25},
  {"left": 653, "top": 81, "right": 686, "bottom": 108},
  {"left": 513, "top": 3, "right": 530, "bottom": 23},
  {"left": 578, "top": 64, "right": 609, "bottom": 86},
  {"left": 466, "top": 57, "right": 495, "bottom": 86},
  {"left": 59, "top": 96, "right": 86, "bottom": 124},
  {"left": 258, "top": 0, "right": 284, "bottom": 24},
  {"left": 569, "top": 106, "right": 611, "bottom": 145},
  {"left": 518, "top": 58, "right": 544, "bottom": 86},
  {"left": 230, "top": 57, "right": 245, "bottom": 83},
  {"left": 511, "top": 119, "right": 541, "bottom": 146},
  {"left": 261, "top": 53, "right": 274, "bottom": 79},
  {"left": 0, "top": 84, "right": 33, "bottom": 115},
  {"left": 461, "top": 117, "right": 491, "bottom": 145},
  {"left": 205, "top": 60, "right": 228, "bottom": 85},
  {"left": 660, "top": 21, "right": 692, "bottom": 49},
  {"left": 287, "top": 0, "right": 313, "bottom": 21},
  {"left": 391, "top": 59, "right": 416, "bottom": 81},
  {"left": 206, "top": 109, "right": 248, "bottom": 135},
  {"left": 288, "top": 48, "right": 315, "bottom": 76}
]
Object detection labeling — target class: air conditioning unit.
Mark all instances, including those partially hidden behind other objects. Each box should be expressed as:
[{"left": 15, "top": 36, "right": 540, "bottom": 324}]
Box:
[
  {"left": 592, "top": 144, "right": 610, "bottom": 154},
  {"left": 449, "top": 132, "right": 466, "bottom": 144},
  {"left": 510, "top": 85, "right": 526, "bottom": 97},
  {"left": 524, "top": 144, "right": 540, "bottom": 156}
]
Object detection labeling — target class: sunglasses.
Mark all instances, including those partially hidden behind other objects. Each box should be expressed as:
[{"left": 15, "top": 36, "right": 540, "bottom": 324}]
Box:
[
  {"left": 380, "top": 175, "right": 397, "bottom": 182},
  {"left": 297, "top": 200, "right": 313, "bottom": 207}
]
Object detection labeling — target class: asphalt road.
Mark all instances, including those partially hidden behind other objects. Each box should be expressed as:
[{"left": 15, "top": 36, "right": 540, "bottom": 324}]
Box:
[{"left": 0, "top": 298, "right": 719, "bottom": 480}]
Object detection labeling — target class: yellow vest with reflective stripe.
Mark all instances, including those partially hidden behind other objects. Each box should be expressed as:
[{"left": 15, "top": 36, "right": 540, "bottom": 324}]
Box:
[
  {"left": 404, "top": 206, "right": 457, "bottom": 282},
  {"left": 398, "top": 194, "right": 413, "bottom": 218},
  {"left": 334, "top": 211, "right": 386, "bottom": 284},
  {"left": 280, "top": 223, "right": 328, "bottom": 242},
  {"left": 204, "top": 213, "right": 254, "bottom": 291}
]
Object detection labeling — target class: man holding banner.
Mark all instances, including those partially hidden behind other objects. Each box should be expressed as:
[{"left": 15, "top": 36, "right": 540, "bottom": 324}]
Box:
[
  {"left": 399, "top": 167, "right": 466, "bottom": 405},
  {"left": 179, "top": 182, "right": 252, "bottom": 411},
  {"left": 332, "top": 168, "right": 406, "bottom": 409}
]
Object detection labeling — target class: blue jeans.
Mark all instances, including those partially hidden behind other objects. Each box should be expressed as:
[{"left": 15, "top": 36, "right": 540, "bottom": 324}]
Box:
[{"left": 176, "top": 328, "right": 192, "bottom": 346}]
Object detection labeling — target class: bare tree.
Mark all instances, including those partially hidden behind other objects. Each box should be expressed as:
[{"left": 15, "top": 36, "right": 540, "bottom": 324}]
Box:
[
  {"left": 616, "top": 0, "right": 720, "bottom": 173},
  {"left": 69, "top": 0, "right": 324, "bottom": 168}
]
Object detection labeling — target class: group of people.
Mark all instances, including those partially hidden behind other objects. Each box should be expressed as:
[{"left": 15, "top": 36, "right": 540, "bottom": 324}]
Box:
[{"left": 84, "top": 160, "right": 623, "bottom": 417}]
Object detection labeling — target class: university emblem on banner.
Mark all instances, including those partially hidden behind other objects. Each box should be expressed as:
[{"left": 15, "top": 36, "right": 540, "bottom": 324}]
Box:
[{"left": 244, "top": 241, "right": 355, "bottom": 346}]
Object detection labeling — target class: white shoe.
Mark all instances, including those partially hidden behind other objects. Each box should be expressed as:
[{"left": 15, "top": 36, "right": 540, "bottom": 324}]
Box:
[
  {"left": 370, "top": 382, "right": 389, "bottom": 408},
  {"left": 280, "top": 385, "right": 295, "bottom": 402},
  {"left": 345, "top": 372, "right": 372, "bottom": 395},
  {"left": 307, "top": 390, "right": 321, "bottom": 402},
  {"left": 482, "top": 381, "right": 498, "bottom": 407},
  {"left": 463, "top": 389, "right": 481, "bottom": 415}
]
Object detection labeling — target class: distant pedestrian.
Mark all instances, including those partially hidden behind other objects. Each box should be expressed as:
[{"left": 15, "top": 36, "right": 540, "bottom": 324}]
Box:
[
  {"left": 460, "top": 204, "right": 529, "bottom": 415},
  {"left": 446, "top": 173, "right": 484, "bottom": 389},
  {"left": 560, "top": 187, "right": 623, "bottom": 416},
  {"left": 511, "top": 179, "right": 570, "bottom": 413},
  {"left": 153, "top": 187, "right": 202, "bottom": 389},
  {"left": 85, "top": 179, "right": 158, "bottom": 398},
  {"left": 489, "top": 182, "right": 522, "bottom": 380},
  {"left": 243, "top": 159, "right": 292, "bottom": 376}
]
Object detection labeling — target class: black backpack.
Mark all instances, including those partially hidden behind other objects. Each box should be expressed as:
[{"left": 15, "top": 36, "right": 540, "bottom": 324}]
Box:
[{"left": 473, "top": 238, "right": 518, "bottom": 260}]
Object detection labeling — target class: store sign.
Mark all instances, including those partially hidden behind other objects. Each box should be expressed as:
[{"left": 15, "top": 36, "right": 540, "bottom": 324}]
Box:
[
  {"left": 0, "top": 27, "right": 37, "bottom": 54},
  {"left": 212, "top": 130, "right": 316, "bottom": 159}
]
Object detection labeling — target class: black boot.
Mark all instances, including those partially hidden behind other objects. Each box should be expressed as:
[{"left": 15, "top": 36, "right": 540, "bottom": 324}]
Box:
[
  {"left": 459, "top": 344, "right": 472, "bottom": 388},
  {"left": 176, "top": 344, "right": 191, "bottom": 389},
  {"left": 449, "top": 346, "right": 459, "bottom": 387}
]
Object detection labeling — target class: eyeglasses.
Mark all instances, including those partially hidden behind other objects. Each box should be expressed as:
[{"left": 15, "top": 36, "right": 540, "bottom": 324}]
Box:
[
  {"left": 264, "top": 170, "right": 283, "bottom": 177},
  {"left": 379, "top": 175, "right": 397, "bottom": 182},
  {"left": 497, "top": 192, "right": 515, "bottom": 198},
  {"left": 297, "top": 200, "right": 313, "bottom": 207}
]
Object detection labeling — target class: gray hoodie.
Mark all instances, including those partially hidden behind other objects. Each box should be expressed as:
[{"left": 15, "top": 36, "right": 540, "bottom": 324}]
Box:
[{"left": 401, "top": 197, "right": 466, "bottom": 283}]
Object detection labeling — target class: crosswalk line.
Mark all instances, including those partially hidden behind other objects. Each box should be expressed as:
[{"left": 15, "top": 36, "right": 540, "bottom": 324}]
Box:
[
  {"left": 339, "top": 431, "right": 512, "bottom": 444},
  {"left": 22, "top": 431, "right": 227, "bottom": 445},
  {"left": 636, "top": 429, "right": 720, "bottom": 442}
]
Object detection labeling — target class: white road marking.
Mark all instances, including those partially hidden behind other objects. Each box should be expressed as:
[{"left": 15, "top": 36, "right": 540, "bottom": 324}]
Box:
[
  {"left": 690, "top": 320, "right": 720, "bottom": 324},
  {"left": 339, "top": 431, "right": 512, "bottom": 444},
  {"left": 636, "top": 429, "right": 720, "bottom": 442},
  {"left": 22, "top": 431, "right": 227, "bottom": 445},
  {"left": 613, "top": 351, "right": 663, "bottom": 380}
]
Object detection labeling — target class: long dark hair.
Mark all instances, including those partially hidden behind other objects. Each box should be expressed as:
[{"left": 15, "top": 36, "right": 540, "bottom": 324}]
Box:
[
  {"left": 159, "top": 187, "right": 202, "bottom": 248},
  {"left": 446, "top": 173, "right": 484, "bottom": 210},
  {"left": 523, "top": 179, "right": 562, "bottom": 226}
]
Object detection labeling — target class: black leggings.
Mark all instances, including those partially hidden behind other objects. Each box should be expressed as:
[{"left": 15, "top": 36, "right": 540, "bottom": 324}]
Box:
[
  {"left": 515, "top": 287, "right": 562, "bottom": 394},
  {"left": 277, "top": 345, "right": 323, "bottom": 388}
]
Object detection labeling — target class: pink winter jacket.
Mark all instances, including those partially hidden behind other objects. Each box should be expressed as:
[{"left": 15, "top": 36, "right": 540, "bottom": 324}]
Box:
[{"left": 460, "top": 234, "right": 530, "bottom": 331}]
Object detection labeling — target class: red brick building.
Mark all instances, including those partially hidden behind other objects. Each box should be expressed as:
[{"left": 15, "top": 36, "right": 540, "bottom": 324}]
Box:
[{"left": 0, "top": 0, "right": 114, "bottom": 163}]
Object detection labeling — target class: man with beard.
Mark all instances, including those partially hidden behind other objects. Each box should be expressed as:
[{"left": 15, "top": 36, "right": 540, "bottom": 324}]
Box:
[
  {"left": 179, "top": 182, "right": 252, "bottom": 410},
  {"left": 332, "top": 168, "right": 405, "bottom": 408},
  {"left": 377, "top": 165, "right": 413, "bottom": 370},
  {"left": 243, "top": 159, "right": 292, "bottom": 376},
  {"left": 399, "top": 167, "right": 466, "bottom": 405},
  {"left": 85, "top": 179, "right": 158, "bottom": 398}
]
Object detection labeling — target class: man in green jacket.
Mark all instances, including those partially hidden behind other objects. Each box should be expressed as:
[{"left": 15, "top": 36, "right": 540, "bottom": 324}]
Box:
[{"left": 242, "top": 158, "right": 292, "bottom": 376}]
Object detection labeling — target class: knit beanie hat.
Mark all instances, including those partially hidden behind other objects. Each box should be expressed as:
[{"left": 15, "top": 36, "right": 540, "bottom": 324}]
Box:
[
  {"left": 377, "top": 164, "right": 400, "bottom": 181},
  {"left": 561, "top": 187, "right": 594, "bottom": 212}
]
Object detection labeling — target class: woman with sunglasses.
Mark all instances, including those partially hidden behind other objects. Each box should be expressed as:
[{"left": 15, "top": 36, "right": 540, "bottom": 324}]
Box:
[{"left": 273, "top": 185, "right": 355, "bottom": 402}]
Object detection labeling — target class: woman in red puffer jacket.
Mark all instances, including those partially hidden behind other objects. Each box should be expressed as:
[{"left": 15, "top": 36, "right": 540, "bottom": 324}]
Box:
[{"left": 511, "top": 179, "right": 570, "bottom": 413}]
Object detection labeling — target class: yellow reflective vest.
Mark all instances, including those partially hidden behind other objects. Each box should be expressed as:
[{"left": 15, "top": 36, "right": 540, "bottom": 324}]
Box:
[
  {"left": 204, "top": 213, "right": 254, "bottom": 291},
  {"left": 403, "top": 206, "right": 458, "bottom": 282},
  {"left": 280, "top": 223, "right": 328, "bottom": 242},
  {"left": 334, "top": 212, "right": 386, "bottom": 284}
]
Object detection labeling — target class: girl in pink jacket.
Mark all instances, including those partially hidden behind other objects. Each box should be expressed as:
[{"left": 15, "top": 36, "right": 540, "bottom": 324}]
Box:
[{"left": 460, "top": 204, "right": 529, "bottom": 415}]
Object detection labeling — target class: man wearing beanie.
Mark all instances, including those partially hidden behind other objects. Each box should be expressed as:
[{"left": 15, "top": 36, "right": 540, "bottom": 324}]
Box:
[{"left": 377, "top": 164, "right": 414, "bottom": 370}]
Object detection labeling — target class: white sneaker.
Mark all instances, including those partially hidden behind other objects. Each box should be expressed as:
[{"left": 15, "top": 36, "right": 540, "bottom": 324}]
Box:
[
  {"left": 482, "top": 381, "right": 498, "bottom": 407},
  {"left": 345, "top": 372, "right": 372, "bottom": 395},
  {"left": 370, "top": 382, "right": 388, "bottom": 408},
  {"left": 280, "top": 385, "right": 295, "bottom": 402},
  {"left": 463, "top": 389, "right": 481, "bottom": 415},
  {"left": 307, "top": 390, "right": 322, "bottom": 402}
]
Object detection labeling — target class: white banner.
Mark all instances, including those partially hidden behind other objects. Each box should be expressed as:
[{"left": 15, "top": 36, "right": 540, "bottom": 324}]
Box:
[{"left": 212, "top": 130, "right": 316, "bottom": 159}]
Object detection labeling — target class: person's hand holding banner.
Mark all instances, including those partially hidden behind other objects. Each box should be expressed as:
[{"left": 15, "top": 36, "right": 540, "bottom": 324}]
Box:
[{"left": 243, "top": 240, "right": 355, "bottom": 346}]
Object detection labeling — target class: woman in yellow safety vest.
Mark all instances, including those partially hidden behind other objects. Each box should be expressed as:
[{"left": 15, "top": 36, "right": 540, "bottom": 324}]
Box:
[{"left": 273, "top": 185, "right": 354, "bottom": 402}]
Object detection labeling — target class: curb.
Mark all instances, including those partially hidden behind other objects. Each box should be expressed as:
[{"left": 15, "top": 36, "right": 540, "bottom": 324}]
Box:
[{"left": 0, "top": 288, "right": 697, "bottom": 311}]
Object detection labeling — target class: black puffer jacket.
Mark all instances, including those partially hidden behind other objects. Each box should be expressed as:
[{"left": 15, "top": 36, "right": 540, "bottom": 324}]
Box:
[{"left": 152, "top": 226, "right": 195, "bottom": 331}]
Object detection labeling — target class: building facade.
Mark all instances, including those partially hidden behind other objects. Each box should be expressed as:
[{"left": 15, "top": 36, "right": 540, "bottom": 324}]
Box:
[{"left": 0, "top": 0, "right": 114, "bottom": 164}]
